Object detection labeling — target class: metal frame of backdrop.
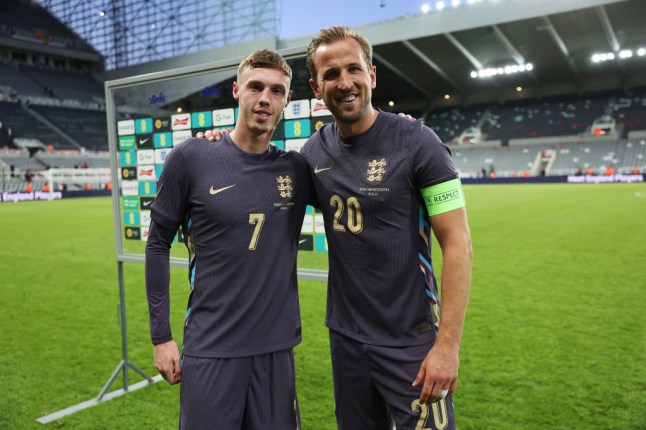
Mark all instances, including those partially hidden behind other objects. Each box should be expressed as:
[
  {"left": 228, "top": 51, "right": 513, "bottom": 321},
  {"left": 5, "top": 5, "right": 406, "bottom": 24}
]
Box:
[{"left": 37, "top": 45, "right": 328, "bottom": 424}]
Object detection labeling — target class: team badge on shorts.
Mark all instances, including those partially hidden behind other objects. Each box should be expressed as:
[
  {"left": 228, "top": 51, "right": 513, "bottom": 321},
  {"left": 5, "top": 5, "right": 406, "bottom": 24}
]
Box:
[
  {"left": 276, "top": 175, "right": 293, "bottom": 199},
  {"left": 366, "top": 158, "right": 387, "bottom": 184}
]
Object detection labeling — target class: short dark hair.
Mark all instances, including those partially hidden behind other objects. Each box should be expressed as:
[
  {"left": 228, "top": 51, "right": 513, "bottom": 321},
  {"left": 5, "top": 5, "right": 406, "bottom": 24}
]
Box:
[{"left": 306, "top": 26, "right": 373, "bottom": 81}]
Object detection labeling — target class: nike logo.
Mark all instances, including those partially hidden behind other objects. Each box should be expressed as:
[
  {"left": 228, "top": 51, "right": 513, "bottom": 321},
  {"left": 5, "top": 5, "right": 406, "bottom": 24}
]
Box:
[
  {"left": 139, "top": 138, "right": 149, "bottom": 144},
  {"left": 142, "top": 200, "right": 152, "bottom": 207},
  {"left": 209, "top": 184, "right": 236, "bottom": 195},
  {"left": 314, "top": 166, "right": 332, "bottom": 174},
  {"left": 299, "top": 239, "right": 307, "bottom": 244}
]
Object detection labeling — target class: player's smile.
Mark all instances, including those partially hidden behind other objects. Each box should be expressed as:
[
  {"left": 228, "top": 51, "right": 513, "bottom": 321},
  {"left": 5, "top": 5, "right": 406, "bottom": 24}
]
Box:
[
  {"left": 254, "top": 108, "right": 272, "bottom": 121},
  {"left": 338, "top": 94, "right": 357, "bottom": 104}
]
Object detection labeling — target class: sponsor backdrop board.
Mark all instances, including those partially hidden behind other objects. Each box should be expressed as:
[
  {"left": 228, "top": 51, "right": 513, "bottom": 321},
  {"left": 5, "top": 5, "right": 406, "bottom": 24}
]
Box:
[{"left": 106, "top": 57, "right": 333, "bottom": 269}]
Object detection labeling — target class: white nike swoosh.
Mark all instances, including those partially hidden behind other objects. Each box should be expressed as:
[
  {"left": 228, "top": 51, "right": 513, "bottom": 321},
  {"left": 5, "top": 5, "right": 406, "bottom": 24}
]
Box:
[
  {"left": 209, "top": 184, "right": 236, "bottom": 195},
  {"left": 139, "top": 138, "right": 149, "bottom": 144},
  {"left": 314, "top": 166, "right": 332, "bottom": 174},
  {"left": 143, "top": 200, "right": 152, "bottom": 207},
  {"left": 299, "top": 239, "right": 307, "bottom": 244}
]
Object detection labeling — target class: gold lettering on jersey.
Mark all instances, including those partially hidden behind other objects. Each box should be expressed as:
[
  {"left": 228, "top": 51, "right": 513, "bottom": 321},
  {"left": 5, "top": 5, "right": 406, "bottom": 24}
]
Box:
[
  {"left": 359, "top": 186, "right": 390, "bottom": 197},
  {"left": 366, "top": 158, "right": 387, "bottom": 184},
  {"left": 276, "top": 175, "right": 293, "bottom": 199}
]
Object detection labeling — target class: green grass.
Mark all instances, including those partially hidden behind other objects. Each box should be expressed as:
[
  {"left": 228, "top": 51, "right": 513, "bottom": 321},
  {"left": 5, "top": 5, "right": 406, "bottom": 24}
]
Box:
[{"left": 0, "top": 183, "right": 644, "bottom": 429}]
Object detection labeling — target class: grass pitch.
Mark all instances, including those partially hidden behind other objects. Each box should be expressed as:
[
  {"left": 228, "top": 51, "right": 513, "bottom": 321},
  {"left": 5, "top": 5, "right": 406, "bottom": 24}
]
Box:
[{"left": 0, "top": 183, "right": 644, "bottom": 429}]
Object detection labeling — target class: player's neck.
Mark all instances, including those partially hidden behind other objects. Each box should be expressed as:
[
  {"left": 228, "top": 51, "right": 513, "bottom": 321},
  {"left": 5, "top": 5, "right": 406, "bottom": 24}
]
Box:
[
  {"left": 336, "top": 107, "right": 379, "bottom": 138},
  {"left": 229, "top": 127, "right": 271, "bottom": 154}
]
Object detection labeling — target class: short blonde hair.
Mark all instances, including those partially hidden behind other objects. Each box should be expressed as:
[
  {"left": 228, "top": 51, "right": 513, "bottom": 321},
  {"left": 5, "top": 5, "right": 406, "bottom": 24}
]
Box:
[
  {"left": 306, "top": 26, "right": 373, "bottom": 80},
  {"left": 237, "top": 49, "right": 292, "bottom": 81}
]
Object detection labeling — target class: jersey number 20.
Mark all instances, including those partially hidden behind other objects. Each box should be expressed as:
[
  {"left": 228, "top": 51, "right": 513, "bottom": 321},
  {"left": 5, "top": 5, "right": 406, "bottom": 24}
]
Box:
[{"left": 330, "top": 195, "right": 363, "bottom": 234}]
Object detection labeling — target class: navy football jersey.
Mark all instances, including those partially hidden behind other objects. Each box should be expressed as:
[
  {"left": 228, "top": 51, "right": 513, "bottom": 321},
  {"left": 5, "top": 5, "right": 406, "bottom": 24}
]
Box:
[
  {"left": 147, "top": 136, "right": 311, "bottom": 358},
  {"left": 300, "top": 112, "right": 458, "bottom": 347}
]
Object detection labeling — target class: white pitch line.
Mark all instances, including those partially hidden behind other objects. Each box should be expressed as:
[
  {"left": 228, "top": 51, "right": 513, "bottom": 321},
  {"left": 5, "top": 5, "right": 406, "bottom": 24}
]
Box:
[{"left": 36, "top": 375, "right": 163, "bottom": 424}]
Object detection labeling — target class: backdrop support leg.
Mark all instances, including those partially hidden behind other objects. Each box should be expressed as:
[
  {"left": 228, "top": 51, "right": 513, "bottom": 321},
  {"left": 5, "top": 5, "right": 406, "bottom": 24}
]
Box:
[{"left": 98, "top": 261, "right": 154, "bottom": 401}]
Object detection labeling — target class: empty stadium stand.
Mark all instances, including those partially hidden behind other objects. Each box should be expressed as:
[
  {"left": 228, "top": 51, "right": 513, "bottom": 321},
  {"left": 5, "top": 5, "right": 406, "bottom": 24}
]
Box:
[
  {"left": 0, "top": 148, "right": 110, "bottom": 192},
  {"left": 0, "top": 0, "right": 97, "bottom": 55},
  {"left": 0, "top": 62, "right": 47, "bottom": 98},
  {"left": 449, "top": 136, "right": 644, "bottom": 178},
  {"left": 19, "top": 65, "right": 104, "bottom": 103},
  {"left": 31, "top": 105, "right": 108, "bottom": 151},
  {"left": 480, "top": 93, "right": 611, "bottom": 143},
  {"left": 451, "top": 143, "right": 500, "bottom": 177},
  {"left": 620, "top": 139, "right": 646, "bottom": 173},
  {"left": 547, "top": 139, "right": 618, "bottom": 176},
  {"left": 613, "top": 87, "right": 646, "bottom": 137},
  {"left": 0, "top": 101, "right": 76, "bottom": 149},
  {"left": 425, "top": 104, "right": 488, "bottom": 144},
  {"left": 0, "top": 150, "right": 48, "bottom": 172},
  {"left": 36, "top": 152, "right": 109, "bottom": 169},
  {"left": 451, "top": 140, "right": 557, "bottom": 178}
]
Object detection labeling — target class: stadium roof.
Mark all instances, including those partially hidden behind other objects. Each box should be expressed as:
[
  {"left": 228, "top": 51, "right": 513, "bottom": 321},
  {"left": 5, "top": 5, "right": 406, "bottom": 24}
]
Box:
[
  {"left": 279, "top": 0, "right": 646, "bottom": 110},
  {"left": 103, "top": 0, "right": 646, "bottom": 112}
]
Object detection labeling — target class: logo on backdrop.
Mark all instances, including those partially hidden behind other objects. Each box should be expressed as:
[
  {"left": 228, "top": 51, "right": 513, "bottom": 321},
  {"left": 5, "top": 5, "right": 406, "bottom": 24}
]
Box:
[
  {"left": 117, "top": 120, "right": 135, "bottom": 136},
  {"left": 310, "top": 99, "right": 331, "bottom": 117},
  {"left": 124, "top": 227, "right": 141, "bottom": 240},
  {"left": 121, "top": 167, "right": 136, "bottom": 180},
  {"left": 153, "top": 117, "right": 171, "bottom": 131},
  {"left": 171, "top": 114, "right": 191, "bottom": 130},
  {"left": 148, "top": 93, "right": 166, "bottom": 104},
  {"left": 137, "top": 134, "right": 153, "bottom": 149},
  {"left": 285, "top": 100, "right": 310, "bottom": 119}
]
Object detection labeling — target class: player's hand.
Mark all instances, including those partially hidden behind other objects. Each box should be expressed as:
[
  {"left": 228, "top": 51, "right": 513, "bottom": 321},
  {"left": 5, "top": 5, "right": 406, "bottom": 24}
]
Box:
[
  {"left": 154, "top": 340, "right": 182, "bottom": 385},
  {"left": 412, "top": 341, "right": 459, "bottom": 404},
  {"left": 195, "top": 128, "right": 231, "bottom": 141},
  {"left": 398, "top": 112, "right": 415, "bottom": 121}
]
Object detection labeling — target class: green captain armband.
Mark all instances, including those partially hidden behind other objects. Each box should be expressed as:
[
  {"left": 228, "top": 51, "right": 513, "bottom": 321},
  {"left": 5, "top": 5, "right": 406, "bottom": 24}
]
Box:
[{"left": 421, "top": 178, "right": 466, "bottom": 216}]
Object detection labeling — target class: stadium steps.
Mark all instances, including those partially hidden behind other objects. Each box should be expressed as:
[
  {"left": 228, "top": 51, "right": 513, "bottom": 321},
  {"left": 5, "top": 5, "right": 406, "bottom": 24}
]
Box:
[
  {"left": 18, "top": 64, "right": 62, "bottom": 101},
  {"left": 21, "top": 103, "right": 83, "bottom": 150}
]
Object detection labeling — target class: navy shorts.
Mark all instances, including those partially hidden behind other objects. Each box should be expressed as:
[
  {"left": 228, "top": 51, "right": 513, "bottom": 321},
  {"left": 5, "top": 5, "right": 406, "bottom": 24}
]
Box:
[
  {"left": 330, "top": 330, "right": 455, "bottom": 430},
  {"left": 179, "top": 349, "right": 300, "bottom": 430}
]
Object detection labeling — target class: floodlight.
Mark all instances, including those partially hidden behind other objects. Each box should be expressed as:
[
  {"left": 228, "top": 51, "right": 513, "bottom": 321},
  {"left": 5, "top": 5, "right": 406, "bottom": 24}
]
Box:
[{"left": 619, "top": 50, "right": 633, "bottom": 59}]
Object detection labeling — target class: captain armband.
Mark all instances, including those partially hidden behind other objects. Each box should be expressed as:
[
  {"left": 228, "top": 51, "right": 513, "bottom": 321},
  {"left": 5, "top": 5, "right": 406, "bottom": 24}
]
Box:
[{"left": 421, "top": 178, "right": 466, "bottom": 216}]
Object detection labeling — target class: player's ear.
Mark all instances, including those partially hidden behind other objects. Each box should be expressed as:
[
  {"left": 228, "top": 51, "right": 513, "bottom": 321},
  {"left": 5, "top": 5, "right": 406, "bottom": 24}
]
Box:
[
  {"left": 286, "top": 90, "right": 293, "bottom": 107},
  {"left": 232, "top": 81, "right": 239, "bottom": 101},
  {"left": 309, "top": 78, "right": 321, "bottom": 99},
  {"left": 370, "top": 65, "right": 376, "bottom": 90}
]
